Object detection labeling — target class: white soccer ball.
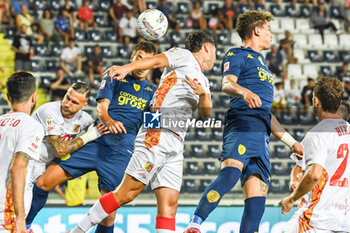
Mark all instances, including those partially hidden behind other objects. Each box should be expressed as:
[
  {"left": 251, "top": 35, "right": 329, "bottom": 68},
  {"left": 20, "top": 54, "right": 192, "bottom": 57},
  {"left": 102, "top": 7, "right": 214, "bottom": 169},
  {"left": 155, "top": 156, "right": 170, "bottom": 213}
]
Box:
[{"left": 137, "top": 9, "right": 168, "bottom": 40}]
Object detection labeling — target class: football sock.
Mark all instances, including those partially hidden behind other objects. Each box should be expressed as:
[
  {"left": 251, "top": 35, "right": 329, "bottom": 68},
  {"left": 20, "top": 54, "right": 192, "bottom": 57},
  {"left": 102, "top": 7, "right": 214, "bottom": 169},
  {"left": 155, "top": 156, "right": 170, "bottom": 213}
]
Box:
[
  {"left": 155, "top": 215, "right": 175, "bottom": 233},
  {"left": 78, "top": 192, "right": 120, "bottom": 232},
  {"left": 193, "top": 167, "right": 241, "bottom": 221},
  {"left": 26, "top": 183, "right": 50, "bottom": 228},
  {"left": 95, "top": 224, "right": 114, "bottom": 233},
  {"left": 240, "top": 197, "right": 266, "bottom": 233}
]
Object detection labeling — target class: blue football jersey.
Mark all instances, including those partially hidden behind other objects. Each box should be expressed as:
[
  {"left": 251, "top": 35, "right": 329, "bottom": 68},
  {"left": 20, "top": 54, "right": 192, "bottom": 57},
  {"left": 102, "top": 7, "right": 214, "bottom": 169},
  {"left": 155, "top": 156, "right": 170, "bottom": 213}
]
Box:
[
  {"left": 221, "top": 46, "right": 274, "bottom": 126},
  {"left": 95, "top": 74, "right": 156, "bottom": 153}
]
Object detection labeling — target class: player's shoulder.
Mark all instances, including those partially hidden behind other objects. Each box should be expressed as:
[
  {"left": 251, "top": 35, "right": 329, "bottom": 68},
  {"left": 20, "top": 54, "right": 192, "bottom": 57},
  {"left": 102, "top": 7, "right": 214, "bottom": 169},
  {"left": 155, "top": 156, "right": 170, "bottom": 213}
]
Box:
[
  {"left": 36, "top": 101, "right": 61, "bottom": 112},
  {"left": 11, "top": 112, "right": 44, "bottom": 133},
  {"left": 144, "top": 82, "right": 157, "bottom": 93},
  {"left": 225, "top": 47, "right": 247, "bottom": 58}
]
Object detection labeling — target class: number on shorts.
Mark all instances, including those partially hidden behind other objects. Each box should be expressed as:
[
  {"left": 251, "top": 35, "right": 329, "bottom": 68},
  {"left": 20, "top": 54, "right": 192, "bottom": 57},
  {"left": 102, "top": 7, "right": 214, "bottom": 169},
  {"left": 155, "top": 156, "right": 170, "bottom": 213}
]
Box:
[{"left": 330, "top": 143, "right": 349, "bottom": 187}]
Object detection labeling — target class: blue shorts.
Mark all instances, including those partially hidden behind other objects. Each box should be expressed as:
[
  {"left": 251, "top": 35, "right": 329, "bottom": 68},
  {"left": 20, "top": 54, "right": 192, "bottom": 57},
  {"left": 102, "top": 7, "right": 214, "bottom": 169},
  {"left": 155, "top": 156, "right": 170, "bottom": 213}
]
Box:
[
  {"left": 55, "top": 141, "right": 131, "bottom": 191},
  {"left": 221, "top": 115, "right": 271, "bottom": 186}
]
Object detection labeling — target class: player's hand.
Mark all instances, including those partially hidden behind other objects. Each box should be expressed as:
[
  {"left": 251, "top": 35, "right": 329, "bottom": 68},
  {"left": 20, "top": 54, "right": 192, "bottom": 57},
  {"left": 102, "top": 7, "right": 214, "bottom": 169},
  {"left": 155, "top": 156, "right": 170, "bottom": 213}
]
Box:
[
  {"left": 291, "top": 142, "right": 303, "bottom": 160},
  {"left": 104, "top": 119, "right": 127, "bottom": 134},
  {"left": 103, "top": 65, "right": 130, "bottom": 83},
  {"left": 96, "top": 122, "right": 110, "bottom": 135},
  {"left": 183, "top": 76, "right": 206, "bottom": 96},
  {"left": 15, "top": 217, "right": 26, "bottom": 233},
  {"left": 279, "top": 196, "right": 295, "bottom": 215},
  {"left": 243, "top": 90, "right": 262, "bottom": 109}
]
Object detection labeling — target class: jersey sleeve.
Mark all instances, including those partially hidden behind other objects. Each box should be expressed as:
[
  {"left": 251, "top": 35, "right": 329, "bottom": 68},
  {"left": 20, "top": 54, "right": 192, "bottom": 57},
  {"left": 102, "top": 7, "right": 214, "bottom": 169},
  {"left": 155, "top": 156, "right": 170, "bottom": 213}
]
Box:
[
  {"left": 80, "top": 111, "right": 94, "bottom": 131},
  {"left": 15, "top": 122, "right": 45, "bottom": 161},
  {"left": 163, "top": 48, "right": 190, "bottom": 69},
  {"left": 290, "top": 139, "right": 306, "bottom": 170},
  {"left": 221, "top": 50, "right": 245, "bottom": 78},
  {"left": 96, "top": 74, "right": 118, "bottom": 101},
  {"left": 33, "top": 106, "right": 63, "bottom": 136},
  {"left": 303, "top": 132, "right": 328, "bottom": 168}
]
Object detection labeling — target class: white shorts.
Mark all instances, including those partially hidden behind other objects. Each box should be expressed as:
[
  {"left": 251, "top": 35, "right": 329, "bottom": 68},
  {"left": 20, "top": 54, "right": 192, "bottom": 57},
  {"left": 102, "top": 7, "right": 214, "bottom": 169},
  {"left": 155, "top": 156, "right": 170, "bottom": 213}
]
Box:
[
  {"left": 284, "top": 210, "right": 349, "bottom": 233},
  {"left": 125, "top": 128, "right": 184, "bottom": 191},
  {"left": 24, "top": 160, "right": 46, "bottom": 216}
]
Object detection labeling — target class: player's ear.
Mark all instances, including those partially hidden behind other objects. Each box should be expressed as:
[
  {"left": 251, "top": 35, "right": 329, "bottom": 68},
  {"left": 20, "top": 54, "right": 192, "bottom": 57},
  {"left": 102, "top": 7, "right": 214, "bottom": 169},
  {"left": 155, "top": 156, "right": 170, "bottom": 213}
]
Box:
[
  {"left": 313, "top": 96, "right": 320, "bottom": 107},
  {"left": 253, "top": 26, "right": 260, "bottom": 37},
  {"left": 31, "top": 91, "right": 36, "bottom": 103},
  {"left": 82, "top": 101, "right": 88, "bottom": 109}
]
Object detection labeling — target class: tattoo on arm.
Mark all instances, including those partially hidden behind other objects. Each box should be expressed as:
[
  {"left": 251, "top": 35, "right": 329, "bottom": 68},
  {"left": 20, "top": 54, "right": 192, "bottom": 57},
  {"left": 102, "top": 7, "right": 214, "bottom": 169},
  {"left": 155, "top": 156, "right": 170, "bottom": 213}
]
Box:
[
  {"left": 46, "top": 135, "right": 84, "bottom": 158},
  {"left": 97, "top": 98, "right": 110, "bottom": 105}
]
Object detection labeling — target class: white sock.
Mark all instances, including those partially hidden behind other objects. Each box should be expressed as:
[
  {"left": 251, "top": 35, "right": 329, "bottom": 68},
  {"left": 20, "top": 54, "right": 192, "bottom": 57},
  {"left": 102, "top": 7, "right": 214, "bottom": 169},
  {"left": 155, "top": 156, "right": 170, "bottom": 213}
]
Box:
[
  {"left": 156, "top": 229, "right": 175, "bottom": 233},
  {"left": 77, "top": 199, "right": 109, "bottom": 232},
  {"left": 187, "top": 222, "right": 201, "bottom": 229}
]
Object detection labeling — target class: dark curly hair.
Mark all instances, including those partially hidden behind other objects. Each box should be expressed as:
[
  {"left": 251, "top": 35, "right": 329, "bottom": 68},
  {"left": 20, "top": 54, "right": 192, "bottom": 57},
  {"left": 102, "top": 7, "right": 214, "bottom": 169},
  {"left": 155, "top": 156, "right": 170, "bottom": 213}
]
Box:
[
  {"left": 6, "top": 72, "right": 36, "bottom": 104},
  {"left": 185, "top": 31, "right": 215, "bottom": 53},
  {"left": 314, "top": 76, "right": 343, "bottom": 113},
  {"left": 236, "top": 11, "right": 274, "bottom": 41},
  {"left": 132, "top": 41, "right": 157, "bottom": 56}
]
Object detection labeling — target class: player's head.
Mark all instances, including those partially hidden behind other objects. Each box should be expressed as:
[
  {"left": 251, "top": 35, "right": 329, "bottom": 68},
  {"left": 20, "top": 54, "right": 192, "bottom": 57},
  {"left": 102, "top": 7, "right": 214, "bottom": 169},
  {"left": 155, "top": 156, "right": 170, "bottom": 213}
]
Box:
[
  {"left": 236, "top": 11, "right": 274, "bottom": 50},
  {"left": 61, "top": 82, "right": 90, "bottom": 117},
  {"left": 185, "top": 31, "right": 216, "bottom": 71},
  {"left": 6, "top": 72, "right": 37, "bottom": 114},
  {"left": 130, "top": 41, "right": 157, "bottom": 80},
  {"left": 313, "top": 76, "right": 343, "bottom": 116},
  {"left": 337, "top": 103, "right": 349, "bottom": 121}
]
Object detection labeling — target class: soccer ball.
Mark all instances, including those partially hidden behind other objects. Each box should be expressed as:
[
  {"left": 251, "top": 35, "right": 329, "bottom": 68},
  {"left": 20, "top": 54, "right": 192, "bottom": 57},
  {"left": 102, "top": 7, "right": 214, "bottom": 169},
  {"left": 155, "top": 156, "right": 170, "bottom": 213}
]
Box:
[{"left": 137, "top": 9, "right": 168, "bottom": 40}]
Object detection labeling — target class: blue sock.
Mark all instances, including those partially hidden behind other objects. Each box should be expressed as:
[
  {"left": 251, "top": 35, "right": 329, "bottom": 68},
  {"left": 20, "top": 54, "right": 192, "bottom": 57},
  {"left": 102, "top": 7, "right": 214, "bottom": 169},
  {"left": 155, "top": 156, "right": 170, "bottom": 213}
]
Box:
[
  {"left": 26, "top": 184, "right": 50, "bottom": 229},
  {"left": 193, "top": 167, "right": 241, "bottom": 221},
  {"left": 240, "top": 197, "right": 266, "bottom": 233},
  {"left": 95, "top": 224, "right": 114, "bottom": 233}
]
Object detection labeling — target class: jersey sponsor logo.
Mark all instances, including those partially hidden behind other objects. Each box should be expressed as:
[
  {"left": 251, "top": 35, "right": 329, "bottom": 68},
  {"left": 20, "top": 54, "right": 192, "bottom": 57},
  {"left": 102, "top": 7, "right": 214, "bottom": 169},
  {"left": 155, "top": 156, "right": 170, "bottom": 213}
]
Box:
[
  {"left": 206, "top": 190, "right": 220, "bottom": 203},
  {"left": 144, "top": 86, "right": 153, "bottom": 92},
  {"left": 226, "top": 52, "right": 235, "bottom": 57},
  {"left": 247, "top": 54, "right": 254, "bottom": 59},
  {"left": 143, "top": 162, "right": 154, "bottom": 173},
  {"left": 238, "top": 144, "right": 246, "bottom": 155},
  {"left": 257, "top": 67, "right": 273, "bottom": 83},
  {"left": 31, "top": 142, "right": 38, "bottom": 149},
  {"left": 100, "top": 80, "right": 106, "bottom": 90},
  {"left": 118, "top": 91, "right": 148, "bottom": 110},
  {"left": 73, "top": 124, "right": 80, "bottom": 133},
  {"left": 47, "top": 119, "right": 53, "bottom": 131},
  {"left": 224, "top": 62, "right": 230, "bottom": 72},
  {"left": 133, "top": 83, "right": 141, "bottom": 92}
]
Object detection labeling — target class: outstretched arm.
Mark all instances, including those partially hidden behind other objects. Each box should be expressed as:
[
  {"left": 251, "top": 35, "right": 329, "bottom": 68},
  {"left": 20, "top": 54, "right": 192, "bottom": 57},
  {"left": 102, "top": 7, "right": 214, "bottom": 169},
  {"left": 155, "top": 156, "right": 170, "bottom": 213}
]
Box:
[
  {"left": 280, "top": 163, "right": 323, "bottom": 214},
  {"left": 104, "top": 53, "right": 169, "bottom": 82},
  {"left": 271, "top": 114, "right": 303, "bottom": 158},
  {"left": 97, "top": 98, "right": 127, "bottom": 134},
  {"left": 10, "top": 152, "right": 30, "bottom": 233}
]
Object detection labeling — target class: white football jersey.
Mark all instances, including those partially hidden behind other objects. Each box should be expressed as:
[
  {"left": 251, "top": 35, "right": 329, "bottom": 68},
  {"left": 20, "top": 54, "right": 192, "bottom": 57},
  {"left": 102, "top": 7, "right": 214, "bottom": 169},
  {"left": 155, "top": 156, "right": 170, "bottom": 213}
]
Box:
[
  {"left": 0, "top": 112, "right": 44, "bottom": 229},
  {"left": 291, "top": 118, "right": 350, "bottom": 231},
  {"left": 150, "top": 48, "right": 210, "bottom": 140},
  {"left": 32, "top": 101, "right": 94, "bottom": 165}
]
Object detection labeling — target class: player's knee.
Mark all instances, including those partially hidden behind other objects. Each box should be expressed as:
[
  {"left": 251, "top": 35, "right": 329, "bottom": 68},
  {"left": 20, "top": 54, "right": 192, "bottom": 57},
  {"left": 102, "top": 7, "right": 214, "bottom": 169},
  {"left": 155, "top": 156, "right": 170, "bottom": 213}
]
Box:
[{"left": 158, "top": 201, "right": 178, "bottom": 218}]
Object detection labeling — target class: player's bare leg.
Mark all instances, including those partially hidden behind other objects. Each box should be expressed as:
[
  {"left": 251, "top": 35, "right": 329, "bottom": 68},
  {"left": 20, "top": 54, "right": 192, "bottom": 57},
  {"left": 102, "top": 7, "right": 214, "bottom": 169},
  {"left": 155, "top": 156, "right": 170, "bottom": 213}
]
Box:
[
  {"left": 154, "top": 187, "right": 179, "bottom": 232},
  {"left": 36, "top": 162, "right": 72, "bottom": 191},
  {"left": 240, "top": 175, "right": 268, "bottom": 233},
  {"left": 71, "top": 174, "right": 145, "bottom": 233}
]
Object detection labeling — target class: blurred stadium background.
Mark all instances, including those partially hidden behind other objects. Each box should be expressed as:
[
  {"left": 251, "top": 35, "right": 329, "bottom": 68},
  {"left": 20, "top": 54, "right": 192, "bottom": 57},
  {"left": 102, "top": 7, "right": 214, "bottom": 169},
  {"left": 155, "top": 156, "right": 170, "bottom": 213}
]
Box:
[{"left": 0, "top": 0, "right": 348, "bottom": 232}]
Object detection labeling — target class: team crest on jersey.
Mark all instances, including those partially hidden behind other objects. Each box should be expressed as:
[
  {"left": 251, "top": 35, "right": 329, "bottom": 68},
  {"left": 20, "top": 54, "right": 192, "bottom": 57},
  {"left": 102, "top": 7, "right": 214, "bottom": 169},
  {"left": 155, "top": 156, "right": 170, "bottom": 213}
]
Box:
[
  {"left": 258, "top": 56, "right": 265, "bottom": 66},
  {"left": 100, "top": 80, "right": 106, "bottom": 90},
  {"left": 238, "top": 144, "right": 246, "bottom": 155},
  {"left": 73, "top": 124, "right": 80, "bottom": 133},
  {"left": 224, "top": 62, "right": 230, "bottom": 72},
  {"left": 133, "top": 83, "right": 141, "bottom": 92},
  {"left": 47, "top": 119, "right": 53, "bottom": 131},
  {"left": 143, "top": 162, "right": 154, "bottom": 173},
  {"left": 247, "top": 54, "right": 254, "bottom": 59}
]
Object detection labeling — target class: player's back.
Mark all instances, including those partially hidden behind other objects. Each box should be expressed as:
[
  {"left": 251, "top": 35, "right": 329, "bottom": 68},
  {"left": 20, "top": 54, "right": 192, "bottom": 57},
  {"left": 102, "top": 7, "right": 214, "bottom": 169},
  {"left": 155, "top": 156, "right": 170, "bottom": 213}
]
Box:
[
  {"left": 300, "top": 118, "right": 350, "bottom": 231},
  {"left": 152, "top": 48, "right": 210, "bottom": 139},
  {"left": 0, "top": 112, "right": 43, "bottom": 225}
]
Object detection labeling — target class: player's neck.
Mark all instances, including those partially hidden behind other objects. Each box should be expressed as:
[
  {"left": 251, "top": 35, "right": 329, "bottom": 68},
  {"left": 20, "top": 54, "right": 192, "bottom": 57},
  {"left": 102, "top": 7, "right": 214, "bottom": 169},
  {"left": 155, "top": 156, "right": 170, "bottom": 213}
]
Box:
[
  {"left": 11, "top": 103, "right": 31, "bottom": 115},
  {"left": 318, "top": 111, "right": 338, "bottom": 121},
  {"left": 243, "top": 40, "right": 263, "bottom": 53}
]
